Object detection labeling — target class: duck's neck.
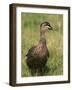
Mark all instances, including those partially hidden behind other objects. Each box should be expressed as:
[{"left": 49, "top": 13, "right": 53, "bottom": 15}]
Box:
[
  {"left": 40, "top": 31, "right": 45, "bottom": 40},
  {"left": 39, "top": 31, "right": 47, "bottom": 46}
]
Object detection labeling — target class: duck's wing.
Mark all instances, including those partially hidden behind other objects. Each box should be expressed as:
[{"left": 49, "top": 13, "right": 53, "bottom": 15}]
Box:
[
  {"left": 26, "top": 45, "right": 50, "bottom": 58},
  {"left": 26, "top": 46, "right": 36, "bottom": 58}
]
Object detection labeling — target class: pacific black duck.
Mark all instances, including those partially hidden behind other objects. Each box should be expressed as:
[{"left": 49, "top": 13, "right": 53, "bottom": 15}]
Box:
[{"left": 26, "top": 21, "right": 53, "bottom": 76}]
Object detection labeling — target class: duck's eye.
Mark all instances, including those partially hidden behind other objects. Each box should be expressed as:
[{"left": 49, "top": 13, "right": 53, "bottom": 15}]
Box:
[{"left": 44, "top": 23, "right": 50, "bottom": 27}]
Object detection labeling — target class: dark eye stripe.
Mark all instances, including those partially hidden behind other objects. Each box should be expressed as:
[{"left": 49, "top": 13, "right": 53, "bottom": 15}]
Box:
[
  {"left": 40, "top": 21, "right": 51, "bottom": 27},
  {"left": 45, "top": 23, "right": 50, "bottom": 26}
]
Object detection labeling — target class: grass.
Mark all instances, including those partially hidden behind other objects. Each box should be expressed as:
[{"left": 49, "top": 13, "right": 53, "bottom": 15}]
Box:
[{"left": 21, "top": 13, "right": 63, "bottom": 77}]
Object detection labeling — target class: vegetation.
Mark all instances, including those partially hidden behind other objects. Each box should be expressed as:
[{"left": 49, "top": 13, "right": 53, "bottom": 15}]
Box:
[{"left": 21, "top": 13, "right": 63, "bottom": 77}]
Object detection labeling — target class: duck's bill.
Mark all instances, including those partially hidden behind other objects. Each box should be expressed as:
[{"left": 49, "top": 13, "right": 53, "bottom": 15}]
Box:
[{"left": 46, "top": 25, "right": 53, "bottom": 30}]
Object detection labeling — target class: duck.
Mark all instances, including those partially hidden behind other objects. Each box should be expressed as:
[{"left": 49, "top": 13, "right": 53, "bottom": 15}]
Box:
[{"left": 26, "top": 21, "right": 53, "bottom": 76}]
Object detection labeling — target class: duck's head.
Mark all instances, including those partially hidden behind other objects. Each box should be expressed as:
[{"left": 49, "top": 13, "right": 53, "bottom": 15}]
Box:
[{"left": 40, "top": 21, "right": 53, "bottom": 32}]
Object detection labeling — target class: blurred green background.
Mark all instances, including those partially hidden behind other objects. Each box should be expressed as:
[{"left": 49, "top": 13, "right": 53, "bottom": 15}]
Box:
[{"left": 21, "top": 13, "right": 63, "bottom": 77}]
